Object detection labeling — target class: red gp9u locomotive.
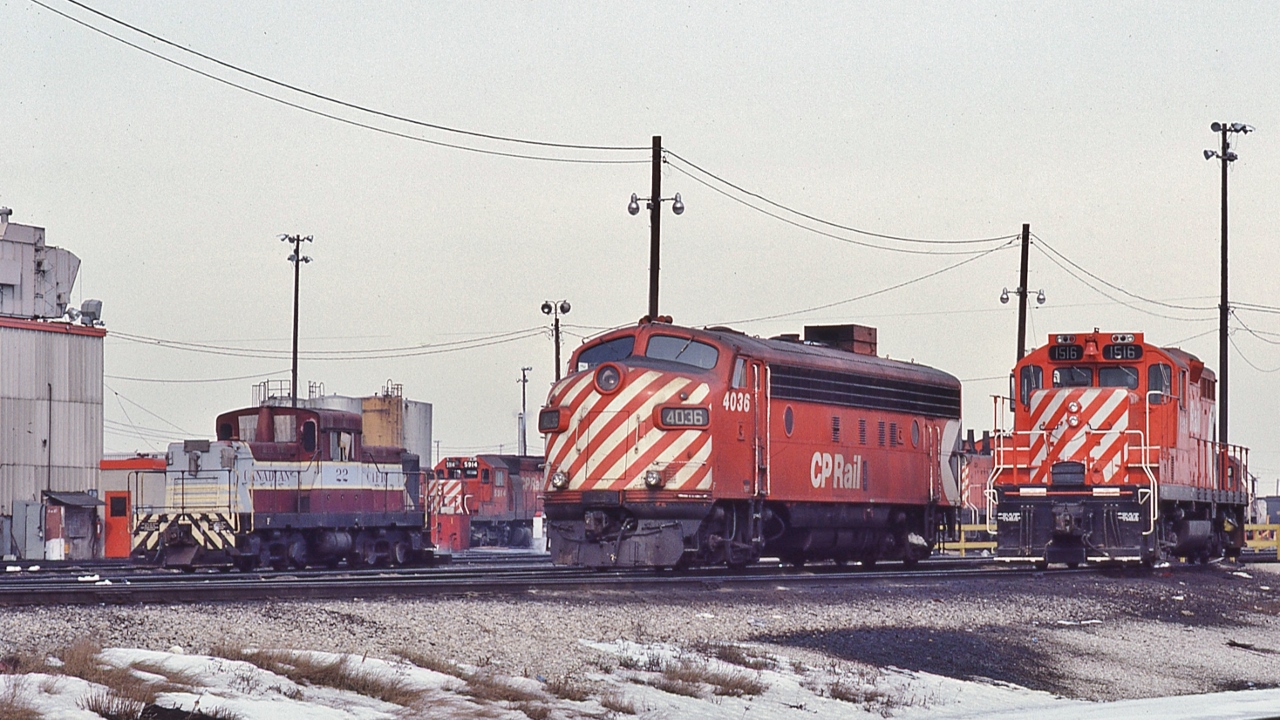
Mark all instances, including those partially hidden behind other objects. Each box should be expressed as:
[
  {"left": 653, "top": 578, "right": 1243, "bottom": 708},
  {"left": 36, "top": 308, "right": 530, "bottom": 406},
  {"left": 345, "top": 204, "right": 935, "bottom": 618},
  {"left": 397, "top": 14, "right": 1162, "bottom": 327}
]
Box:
[
  {"left": 989, "top": 331, "right": 1249, "bottom": 566},
  {"left": 538, "top": 320, "right": 964, "bottom": 568}
]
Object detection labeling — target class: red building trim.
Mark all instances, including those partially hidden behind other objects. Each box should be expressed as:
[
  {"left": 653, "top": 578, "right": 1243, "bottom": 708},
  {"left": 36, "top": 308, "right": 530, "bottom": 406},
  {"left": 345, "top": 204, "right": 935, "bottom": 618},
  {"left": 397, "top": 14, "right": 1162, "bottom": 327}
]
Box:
[{"left": 0, "top": 316, "right": 107, "bottom": 337}]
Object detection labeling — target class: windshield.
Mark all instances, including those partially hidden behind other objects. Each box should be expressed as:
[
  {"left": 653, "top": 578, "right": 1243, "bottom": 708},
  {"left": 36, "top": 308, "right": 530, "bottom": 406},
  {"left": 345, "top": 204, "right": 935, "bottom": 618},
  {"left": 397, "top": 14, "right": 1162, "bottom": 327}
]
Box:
[
  {"left": 645, "top": 335, "right": 719, "bottom": 369},
  {"left": 1099, "top": 366, "right": 1139, "bottom": 389},
  {"left": 576, "top": 336, "right": 635, "bottom": 372},
  {"left": 1053, "top": 367, "right": 1092, "bottom": 387}
]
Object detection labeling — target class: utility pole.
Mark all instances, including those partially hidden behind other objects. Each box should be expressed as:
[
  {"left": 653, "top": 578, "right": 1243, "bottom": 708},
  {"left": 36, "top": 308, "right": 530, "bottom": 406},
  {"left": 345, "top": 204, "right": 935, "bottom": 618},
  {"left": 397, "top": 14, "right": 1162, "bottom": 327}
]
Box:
[
  {"left": 1016, "top": 224, "right": 1031, "bottom": 360},
  {"left": 629, "top": 136, "right": 683, "bottom": 321},
  {"left": 281, "top": 234, "right": 313, "bottom": 407},
  {"left": 1000, "top": 224, "right": 1043, "bottom": 362},
  {"left": 518, "top": 366, "right": 532, "bottom": 456},
  {"left": 1205, "top": 122, "right": 1251, "bottom": 447},
  {"left": 648, "top": 135, "right": 662, "bottom": 320}
]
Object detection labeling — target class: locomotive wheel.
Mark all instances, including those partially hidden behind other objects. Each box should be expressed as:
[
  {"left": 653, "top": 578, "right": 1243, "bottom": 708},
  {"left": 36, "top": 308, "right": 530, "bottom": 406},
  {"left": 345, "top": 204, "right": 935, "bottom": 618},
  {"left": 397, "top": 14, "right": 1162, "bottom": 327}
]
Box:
[
  {"left": 234, "top": 556, "right": 257, "bottom": 573},
  {"left": 390, "top": 540, "right": 410, "bottom": 566}
]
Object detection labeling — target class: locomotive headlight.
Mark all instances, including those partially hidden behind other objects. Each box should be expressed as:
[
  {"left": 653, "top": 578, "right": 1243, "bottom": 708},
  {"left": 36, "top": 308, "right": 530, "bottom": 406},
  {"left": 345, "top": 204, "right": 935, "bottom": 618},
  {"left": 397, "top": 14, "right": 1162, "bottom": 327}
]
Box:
[
  {"left": 1068, "top": 416, "right": 1080, "bottom": 427},
  {"left": 595, "top": 364, "right": 622, "bottom": 394},
  {"left": 550, "top": 471, "right": 570, "bottom": 490},
  {"left": 1068, "top": 401, "right": 1080, "bottom": 413},
  {"left": 644, "top": 470, "right": 664, "bottom": 489}
]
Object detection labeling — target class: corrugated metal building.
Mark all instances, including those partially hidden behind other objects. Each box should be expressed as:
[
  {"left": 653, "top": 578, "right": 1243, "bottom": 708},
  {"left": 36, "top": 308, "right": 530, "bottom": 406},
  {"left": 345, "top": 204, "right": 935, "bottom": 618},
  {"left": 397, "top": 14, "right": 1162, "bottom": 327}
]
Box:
[
  {"left": 0, "top": 317, "right": 105, "bottom": 558},
  {"left": 0, "top": 209, "right": 105, "bottom": 560}
]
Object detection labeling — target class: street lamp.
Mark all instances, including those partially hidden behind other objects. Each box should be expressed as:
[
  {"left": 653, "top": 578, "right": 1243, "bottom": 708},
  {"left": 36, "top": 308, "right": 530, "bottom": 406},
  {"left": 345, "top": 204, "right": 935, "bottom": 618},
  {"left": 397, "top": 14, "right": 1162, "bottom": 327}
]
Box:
[
  {"left": 1204, "top": 121, "right": 1252, "bottom": 448},
  {"left": 630, "top": 135, "right": 685, "bottom": 322},
  {"left": 280, "top": 234, "right": 313, "bottom": 407},
  {"left": 541, "top": 300, "right": 571, "bottom": 381}
]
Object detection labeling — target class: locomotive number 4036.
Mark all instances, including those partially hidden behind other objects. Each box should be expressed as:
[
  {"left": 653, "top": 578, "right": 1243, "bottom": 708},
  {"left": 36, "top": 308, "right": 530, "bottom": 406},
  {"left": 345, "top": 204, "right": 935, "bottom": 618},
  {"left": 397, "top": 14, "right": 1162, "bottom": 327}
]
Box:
[{"left": 723, "top": 391, "right": 751, "bottom": 413}]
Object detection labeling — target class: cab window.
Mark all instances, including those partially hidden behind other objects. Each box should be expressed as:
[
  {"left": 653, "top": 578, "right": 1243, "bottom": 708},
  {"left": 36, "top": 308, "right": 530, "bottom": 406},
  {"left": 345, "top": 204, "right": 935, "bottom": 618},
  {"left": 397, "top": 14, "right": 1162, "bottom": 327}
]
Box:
[
  {"left": 1148, "top": 363, "right": 1172, "bottom": 404},
  {"left": 731, "top": 357, "right": 748, "bottom": 389},
  {"left": 1052, "top": 367, "right": 1092, "bottom": 387},
  {"left": 1099, "top": 366, "right": 1139, "bottom": 389},
  {"left": 576, "top": 336, "right": 635, "bottom": 372},
  {"left": 1019, "top": 365, "right": 1043, "bottom": 407},
  {"left": 645, "top": 335, "right": 719, "bottom": 369}
]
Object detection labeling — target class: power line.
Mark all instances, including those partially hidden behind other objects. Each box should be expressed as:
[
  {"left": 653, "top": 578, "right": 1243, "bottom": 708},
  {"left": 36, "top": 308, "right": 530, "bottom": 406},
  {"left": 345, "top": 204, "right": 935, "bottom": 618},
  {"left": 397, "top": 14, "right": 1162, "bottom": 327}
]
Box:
[
  {"left": 107, "top": 327, "right": 545, "bottom": 360},
  {"left": 32, "top": 0, "right": 648, "bottom": 165},
  {"left": 666, "top": 151, "right": 1018, "bottom": 247},
  {"left": 1234, "top": 301, "right": 1280, "bottom": 316},
  {"left": 105, "top": 383, "right": 194, "bottom": 436},
  {"left": 1033, "top": 235, "right": 1217, "bottom": 312},
  {"left": 1031, "top": 244, "right": 1216, "bottom": 323},
  {"left": 670, "top": 165, "right": 1001, "bottom": 256},
  {"left": 56, "top": 0, "right": 649, "bottom": 153},
  {"left": 1229, "top": 334, "right": 1280, "bottom": 373},
  {"left": 105, "top": 368, "right": 291, "bottom": 384},
  {"left": 1231, "top": 310, "right": 1280, "bottom": 346},
  {"left": 717, "top": 242, "right": 1013, "bottom": 325}
]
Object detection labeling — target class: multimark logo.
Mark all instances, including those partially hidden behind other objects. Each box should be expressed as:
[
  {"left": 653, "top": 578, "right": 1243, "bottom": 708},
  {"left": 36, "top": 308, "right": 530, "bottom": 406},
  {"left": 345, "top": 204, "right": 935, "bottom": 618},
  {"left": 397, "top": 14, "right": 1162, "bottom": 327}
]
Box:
[{"left": 810, "top": 452, "right": 863, "bottom": 490}]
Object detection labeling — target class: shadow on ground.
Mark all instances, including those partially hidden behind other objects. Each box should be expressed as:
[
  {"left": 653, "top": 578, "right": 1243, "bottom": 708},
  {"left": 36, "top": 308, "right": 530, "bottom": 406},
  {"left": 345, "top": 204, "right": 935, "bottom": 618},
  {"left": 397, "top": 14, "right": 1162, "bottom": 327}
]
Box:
[{"left": 756, "top": 626, "right": 1068, "bottom": 694}]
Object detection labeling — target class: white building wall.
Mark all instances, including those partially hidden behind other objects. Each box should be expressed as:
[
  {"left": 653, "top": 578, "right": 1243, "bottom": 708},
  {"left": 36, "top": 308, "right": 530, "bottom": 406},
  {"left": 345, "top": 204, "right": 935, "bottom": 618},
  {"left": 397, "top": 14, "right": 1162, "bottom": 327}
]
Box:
[
  {"left": 0, "top": 321, "right": 104, "bottom": 515},
  {"left": 402, "top": 400, "right": 433, "bottom": 467}
]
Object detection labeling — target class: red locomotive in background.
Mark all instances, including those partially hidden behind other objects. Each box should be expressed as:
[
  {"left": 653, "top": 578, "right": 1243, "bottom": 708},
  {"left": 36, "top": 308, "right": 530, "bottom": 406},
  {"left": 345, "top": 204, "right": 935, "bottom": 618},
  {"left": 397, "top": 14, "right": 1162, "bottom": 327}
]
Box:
[
  {"left": 538, "top": 320, "right": 964, "bottom": 568},
  {"left": 989, "top": 331, "right": 1249, "bottom": 566},
  {"left": 432, "top": 455, "right": 542, "bottom": 548}
]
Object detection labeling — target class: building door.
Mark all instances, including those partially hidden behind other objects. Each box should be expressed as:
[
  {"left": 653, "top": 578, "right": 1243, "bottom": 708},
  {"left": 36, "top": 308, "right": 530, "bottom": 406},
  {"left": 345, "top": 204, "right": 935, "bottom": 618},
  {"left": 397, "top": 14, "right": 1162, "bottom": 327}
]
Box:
[{"left": 104, "top": 491, "right": 132, "bottom": 558}]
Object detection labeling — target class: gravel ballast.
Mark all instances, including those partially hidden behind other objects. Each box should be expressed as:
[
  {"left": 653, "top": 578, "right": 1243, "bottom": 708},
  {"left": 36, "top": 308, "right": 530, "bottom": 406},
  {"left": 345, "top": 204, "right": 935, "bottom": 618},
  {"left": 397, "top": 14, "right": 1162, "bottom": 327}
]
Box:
[{"left": 2, "top": 562, "right": 1277, "bottom": 703}]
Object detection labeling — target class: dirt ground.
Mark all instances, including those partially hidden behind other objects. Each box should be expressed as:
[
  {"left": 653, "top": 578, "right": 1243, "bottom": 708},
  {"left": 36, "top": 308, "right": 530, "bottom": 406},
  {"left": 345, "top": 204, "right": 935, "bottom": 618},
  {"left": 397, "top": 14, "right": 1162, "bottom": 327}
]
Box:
[{"left": 1, "top": 561, "right": 1276, "bottom": 703}]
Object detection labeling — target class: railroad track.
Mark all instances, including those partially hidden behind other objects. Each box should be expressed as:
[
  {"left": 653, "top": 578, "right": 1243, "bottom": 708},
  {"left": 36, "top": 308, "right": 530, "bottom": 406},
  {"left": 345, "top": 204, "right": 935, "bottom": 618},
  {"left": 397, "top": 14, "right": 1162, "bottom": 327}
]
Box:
[
  {"left": 0, "top": 547, "right": 1264, "bottom": 606},
  {"left": 0, "top": 555, "right": 1122, "bottom": 607}
]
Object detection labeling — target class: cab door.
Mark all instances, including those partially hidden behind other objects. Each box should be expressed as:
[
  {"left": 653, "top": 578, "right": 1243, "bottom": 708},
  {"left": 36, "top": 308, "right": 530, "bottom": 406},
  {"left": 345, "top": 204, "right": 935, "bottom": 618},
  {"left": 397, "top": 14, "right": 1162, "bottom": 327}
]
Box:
[
  {"left": 104, "top": 491, "right": 132, "bottom": 558},
  {"left": 751, "top": 360, "right": 768, "bottom": 497}
]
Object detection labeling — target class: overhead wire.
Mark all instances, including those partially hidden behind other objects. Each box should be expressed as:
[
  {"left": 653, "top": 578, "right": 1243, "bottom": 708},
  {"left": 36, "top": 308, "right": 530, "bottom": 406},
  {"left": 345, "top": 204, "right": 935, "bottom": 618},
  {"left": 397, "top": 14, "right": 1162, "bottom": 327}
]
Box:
[
  {"left": 667, "top": 163, "right": 1012, "bottom": 257},
  {"left": 665, "top": 151, "right": 1017, "bottom": 246},
  {"left": 107, "top": 327, "right": 545, "bottom": 360},
  {"left": 105, "top": 383, "right": 194, "bottom": 436},
  {"left": 717, "top": 241, "right": 1014, "bottom": 325},
  {"left": 1233, "top": 301, "right": 1280, "bottom": 316},
  {"left": 1031, "top": 244, "right": 1216, "bottom": 323},
  {"left": 1230, "top": 310, "right": 1280, "bottom": 346},
  {"left": 105, "top": 387, "right": 159, "bottom": 451},
  {"left": 1230, "top": 334, "right": 1280, "bottom": 373},
  {"left": 105, "top": 368, "right": 291, "bottom": 384},
  {"left": 1033, "top": 234, "right": 1217, "bottom": 312},
  {"left": 31, "top": 0, "right": 648, "bottom": 165}
]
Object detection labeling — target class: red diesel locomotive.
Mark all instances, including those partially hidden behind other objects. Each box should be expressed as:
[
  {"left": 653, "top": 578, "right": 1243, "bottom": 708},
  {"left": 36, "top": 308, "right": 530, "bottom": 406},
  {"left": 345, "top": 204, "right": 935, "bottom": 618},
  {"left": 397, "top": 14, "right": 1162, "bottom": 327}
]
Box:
[
  {"left": 433, "top": 455, "right": 542, "bottom": 548},
  {"left": 989, "top": 331, "right": 1249, "bottom": 566},
  {"left": 538, "top": 320, "right": 964, "bottom": 568}
]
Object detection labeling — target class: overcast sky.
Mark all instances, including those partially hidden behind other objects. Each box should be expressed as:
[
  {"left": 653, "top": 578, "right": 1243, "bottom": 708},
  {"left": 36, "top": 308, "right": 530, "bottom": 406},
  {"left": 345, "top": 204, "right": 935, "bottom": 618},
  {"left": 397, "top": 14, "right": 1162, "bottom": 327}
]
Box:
[{"left": 4, "top": 1, "right": 1279, "bottom": 487}]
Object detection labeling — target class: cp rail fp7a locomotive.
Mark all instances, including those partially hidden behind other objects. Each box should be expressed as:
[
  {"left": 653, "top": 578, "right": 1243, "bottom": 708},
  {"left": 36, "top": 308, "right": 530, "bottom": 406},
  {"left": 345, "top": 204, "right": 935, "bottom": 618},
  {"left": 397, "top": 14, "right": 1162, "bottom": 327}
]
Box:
[
  {"left": 988, "top": 331, "right": 1249, "bottom": 566},
  {"left": 539, "top": 320, "right": 964, "bottom": 569},
  {"left": 131, "top": 404, "right": 435, "bottom": 570}
]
